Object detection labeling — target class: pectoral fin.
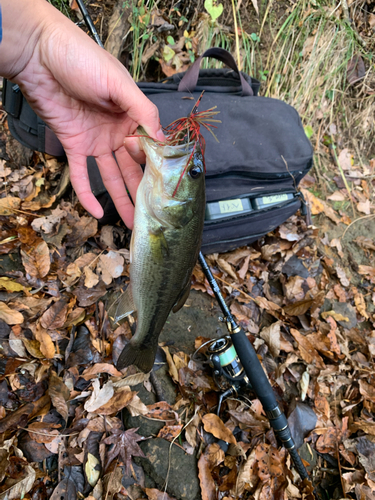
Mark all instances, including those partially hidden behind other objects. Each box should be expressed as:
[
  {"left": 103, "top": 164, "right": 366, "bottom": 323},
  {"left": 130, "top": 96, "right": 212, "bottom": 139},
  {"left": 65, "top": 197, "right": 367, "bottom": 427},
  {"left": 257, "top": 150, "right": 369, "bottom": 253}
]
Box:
[
  {"left": 150, "top": 227, "right": 169, "bottom": 263},
  {"left": 172, "top": 281, "right": 191, "bottom": 313},
  {"left": 114, "top": 286, "right": 135, "bottom": 323}
]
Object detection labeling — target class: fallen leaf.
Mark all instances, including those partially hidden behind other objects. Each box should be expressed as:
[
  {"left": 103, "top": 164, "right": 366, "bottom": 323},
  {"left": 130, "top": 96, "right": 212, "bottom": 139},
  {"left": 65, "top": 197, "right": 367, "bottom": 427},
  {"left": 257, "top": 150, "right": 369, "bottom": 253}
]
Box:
[
  {"left": 21, "top": 239, "right": 50, "bottom": 278},
  {"left": 102, "top": 427, "right": 145, "bottom": 473},
  {"left": 335, "top": 266, "right": 350, "bottom": 287},
  {"left": 283, "top": 298, "right": 314, "bottom": 316},
  {"left": 198, "top": 452, "right": 216, "bottom": 500},
  {"left": 357, "top": 200, "right": 371, "bottom": 215},
  {"left": 290, "top": 328, "right": 325, "bottom": 369},
  {"left": 260, "top": 321, "right": 281, "bottom": 357},
  {"left": 84, "top": 379, "right": 114, "bottom": 413},
  {"left": 321, "top": 310, "right": 349, "bottom": 322},
  {"left": 202, "top": 413, "right": 236, "bottom": 444},
  {"left": 0, "top": 278, "right": 30, "bottom": 293},
  {"left": 31, "top": 207, "right": 67, "bottom": 233},
  {"left": 359, "top": 380, "right": 375, "bottom": 403},
  {"left": 40, "top": 300, "right": 68, "bottom": 329},
  {"left": 97, "top": 251, "right": 124, "bottom": 285},
  {"left": 145, "top": 488, "right": 177, "bottom": 500},
  {"left": 84, "top": 266, "right": 99, "bottom": 288},
  {"left": 0, "top": 464, "right": 35, "bottom": 500},
  {"left": 300, "top": 189, "right": 324, "bottom": 214},
  {"left": 34, "top": 323, "right": 55, "bottom": 358},
  {"left": 0, "top": 196, "right": 21, "bottom": 215},
  {"left": 85, "top": 452, "right": 101, "bottom": 487},
  {"left": 0, "top": 303, "right": 24, "bottom": 325},
  {"left": 96, "top": 387, "right": 135, "bottom": 415},
  {"left": 49, "top": 371, "right": 70, "bottom": 421},
  {"left": 126, "top": 393, "right": 149, "bottom": 417},
  {"left": 157, "top": 424, "right": 183, "bottom": 442},
  {"left": 9, "top": 331, "right": 27, "bottom": 357},
  {"left": 82, "top": 363, "right": 123, "bottom": 380},
  {"left": 217, "top": 258, "right": 237, "bottom": 280}
]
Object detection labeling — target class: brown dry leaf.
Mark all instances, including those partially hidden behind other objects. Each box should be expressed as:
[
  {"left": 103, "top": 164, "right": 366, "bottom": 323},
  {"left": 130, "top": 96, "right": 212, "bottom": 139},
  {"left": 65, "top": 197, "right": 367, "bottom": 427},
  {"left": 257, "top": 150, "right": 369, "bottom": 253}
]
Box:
[
  {"left": 96, "top": 387, "right": 135, "bottom": 415},
  {"left": 145, "top": 489, "right": 177, "bottom": 500},
  {"left": 260, "top": 321, "right": 281, "bottom": 357},
  {"left": 0, "top": 302, "right": 24, "bottom": 325},
  {"left": 238, "top": 255, "right": 251, "bottom": 279},
  {"left": 66, "top": 216, "right": 98, "bottom": 247},
  {"left": 98, "top": 251, "right": 124, "bottom": 285},
  {"left": 202, "top": 413, "right": 236, "bottom": 444},
  {"left": 327, "top": 191, "right": 346, "bottom": 201},
  {"left": 126, "top": 393, "right": 149, "bottom": 416},
  {"left": 236, "top": 447, "right": 258, "bottom": 496},
  {"left": 27, "top": 422, "right": 61, "bottom": 444},
  {"left": 157, "top": 424, "right": 183, "bottom": 442},
  {"left": 284, "top": 275, "right": 305, "bottom": 302},
  {"left": 82, "top": 363, "right": 123, "bottom": 380},
  {"left": 31, "top": 206, "right": 67, "bottom": 233},
  {"left": 357, "top": 200, "right": 371, "bottom": 215},
  {"left": 283, "top": 298, "right": 314, "bottom": 316},
  {"left": 354, "top": 237, "right": 375, "bottom": 252},
  {"left": 84, "top": 379, "right": 114, "bottom": 413},
  {"left": 358, "top": 265, "right": 375, "bottom": 283},
  {"left": 198, "top": 452, "right": 216, "bottom": 500},
  {"left": 84, "top": 266, "right": 99, "bottom": 288},
  {"left": 301, "top": 189, "right": 324, "bottom": 214},
  {"left": 34, "top": 323, "right": 55, "bottom": 358},
  {"left": 353, "top": 287, "right": 369, "bottom": 319},
  {"left": 185, "top": 412, "right": 200, "bottom": 449},
  {"left": 290, "top": 328, "right": 325, "bottom": 369},
  {"left": 112, "top": 372, "right": 149, "bottom": 388},
  {"left": 335, "top": 266, "right": 350, "bottom": 287},
  {"left": 0, "top": 196, "right": 21, "bottom": 215},
  {"left": 40, "top": 300, "right": 68, "bottom": 329},
  {"left": 0, "top": 464, "right": 35, "bottom": 500},
  {"left": 254, "top": 296, "right": 280, "bottom": 312},
  {"left": 49, "top": 371, "right": 70, "bottom": 421},
  {"left": 316, "top": 427, "right": 339, "bottom": 454},
  {"left": 146, "top": 401, "right": 178, "bottom": 422},
  {"left": 321, "top": 310, "right": 349, "bottom": 322},
  {"left": 22, "top": 338, "right": 44, "bottom": 359},
  {"left": 359, "top": 380, "right": 375, "bottom": 403},
  {"left": 162, "top": 346, "right": 179, "bottom": 383},
  {"left": 21, "top": 239, "right": 50, "bottom": 278},
  {"left": 217, "top": 258, "right": 237, "bottom": 280},
  {"left": 315, "top": 394, "right": 330, "bottom": 419}
]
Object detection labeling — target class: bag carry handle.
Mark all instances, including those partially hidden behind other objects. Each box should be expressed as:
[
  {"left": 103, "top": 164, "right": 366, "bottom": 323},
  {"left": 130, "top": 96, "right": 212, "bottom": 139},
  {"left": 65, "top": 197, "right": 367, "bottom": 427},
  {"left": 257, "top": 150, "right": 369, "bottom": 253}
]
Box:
[{"left": 178, "top": 47, "right": 253, "bottom": 96}]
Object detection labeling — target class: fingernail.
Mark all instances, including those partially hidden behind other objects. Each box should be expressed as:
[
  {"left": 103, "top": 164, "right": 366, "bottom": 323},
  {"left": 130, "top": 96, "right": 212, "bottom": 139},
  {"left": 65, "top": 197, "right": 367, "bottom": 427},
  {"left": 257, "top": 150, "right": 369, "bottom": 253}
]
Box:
[{"left": 156, "top": 129, "right": 165, "bottom": 142}]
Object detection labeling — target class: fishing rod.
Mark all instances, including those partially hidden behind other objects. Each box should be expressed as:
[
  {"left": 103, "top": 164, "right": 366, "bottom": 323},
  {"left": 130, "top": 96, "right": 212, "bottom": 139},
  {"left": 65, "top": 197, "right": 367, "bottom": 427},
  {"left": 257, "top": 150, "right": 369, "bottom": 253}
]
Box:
[
  {"left": 198, "top": 252, "right": 309, "bottom": 481},
  {"left": 76, "top": 0, "right": 104, "bottom": 49}
]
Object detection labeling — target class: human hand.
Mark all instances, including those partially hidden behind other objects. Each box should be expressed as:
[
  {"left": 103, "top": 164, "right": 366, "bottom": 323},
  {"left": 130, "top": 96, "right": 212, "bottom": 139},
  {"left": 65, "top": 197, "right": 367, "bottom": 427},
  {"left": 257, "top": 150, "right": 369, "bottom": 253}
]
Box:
[{"left": 4, "top": 0, "right": 164, "bottom": 228}]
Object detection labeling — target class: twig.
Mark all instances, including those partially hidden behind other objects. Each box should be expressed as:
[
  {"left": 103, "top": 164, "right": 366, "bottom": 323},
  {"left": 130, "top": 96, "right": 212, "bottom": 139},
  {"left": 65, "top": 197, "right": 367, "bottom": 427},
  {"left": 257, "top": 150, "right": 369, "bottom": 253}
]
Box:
[
  {"left": 341, "top": 214, "right": 375, "bottom": 239},
  {"left": 231, "top": 0, "right": 241, "bottom": 71}
]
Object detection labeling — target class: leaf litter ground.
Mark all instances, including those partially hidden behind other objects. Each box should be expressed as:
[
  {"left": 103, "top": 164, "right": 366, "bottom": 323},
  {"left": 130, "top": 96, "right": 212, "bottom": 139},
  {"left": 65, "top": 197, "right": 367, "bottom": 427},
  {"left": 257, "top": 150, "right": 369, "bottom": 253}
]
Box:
[{"left": 1, "top": 135, "right": 375, "bottom": 500}]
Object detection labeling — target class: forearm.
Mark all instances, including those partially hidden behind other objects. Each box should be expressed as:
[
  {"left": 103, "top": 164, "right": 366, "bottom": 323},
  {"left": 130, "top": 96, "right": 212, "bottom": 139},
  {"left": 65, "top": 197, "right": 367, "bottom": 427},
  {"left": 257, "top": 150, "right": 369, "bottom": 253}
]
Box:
[{"left": 0, "top": 0, "right": 57, "bottom": 79}]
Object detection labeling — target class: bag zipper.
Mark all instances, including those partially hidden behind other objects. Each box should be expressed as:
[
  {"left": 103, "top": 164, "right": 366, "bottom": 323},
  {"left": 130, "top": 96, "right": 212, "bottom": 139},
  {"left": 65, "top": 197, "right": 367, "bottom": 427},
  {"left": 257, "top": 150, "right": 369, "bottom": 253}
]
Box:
[{"left": 205, "top": 169, "right": 310, "bottom": 181}]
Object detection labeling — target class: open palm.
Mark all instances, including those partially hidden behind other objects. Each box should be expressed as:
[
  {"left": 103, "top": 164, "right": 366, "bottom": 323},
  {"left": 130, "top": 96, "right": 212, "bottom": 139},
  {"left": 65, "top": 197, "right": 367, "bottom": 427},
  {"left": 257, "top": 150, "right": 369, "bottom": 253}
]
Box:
[{"left": 13, "top": 6, "right": 163, "bottom": 228}]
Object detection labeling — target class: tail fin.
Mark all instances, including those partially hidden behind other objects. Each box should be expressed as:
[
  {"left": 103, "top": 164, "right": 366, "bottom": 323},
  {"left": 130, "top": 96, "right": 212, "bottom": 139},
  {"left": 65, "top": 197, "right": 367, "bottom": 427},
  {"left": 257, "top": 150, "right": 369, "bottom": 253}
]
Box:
[{"left": 117, "top": 341, "right": 157, "bottom": 373}]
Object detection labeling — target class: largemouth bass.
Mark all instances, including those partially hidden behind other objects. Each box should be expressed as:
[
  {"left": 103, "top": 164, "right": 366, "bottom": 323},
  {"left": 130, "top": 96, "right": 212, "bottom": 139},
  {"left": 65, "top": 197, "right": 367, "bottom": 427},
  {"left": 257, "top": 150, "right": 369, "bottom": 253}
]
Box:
[{"left": 115, "top": 129, "right": 206, "bottom": 373}]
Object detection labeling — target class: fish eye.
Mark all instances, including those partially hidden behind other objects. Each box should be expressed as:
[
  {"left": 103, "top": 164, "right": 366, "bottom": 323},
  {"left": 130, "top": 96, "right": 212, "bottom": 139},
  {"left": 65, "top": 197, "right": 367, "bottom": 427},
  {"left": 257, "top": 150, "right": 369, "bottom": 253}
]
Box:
[{"left": 189, "top": 166, "right": 202, "bottom": 179}]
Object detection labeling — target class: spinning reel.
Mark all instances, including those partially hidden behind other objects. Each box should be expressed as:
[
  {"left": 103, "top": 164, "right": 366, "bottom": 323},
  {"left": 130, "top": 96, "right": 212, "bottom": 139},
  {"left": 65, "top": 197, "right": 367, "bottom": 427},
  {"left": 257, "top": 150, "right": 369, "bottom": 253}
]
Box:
[{"left": 205, "top": 336, "right": 251, "bottom": 414}]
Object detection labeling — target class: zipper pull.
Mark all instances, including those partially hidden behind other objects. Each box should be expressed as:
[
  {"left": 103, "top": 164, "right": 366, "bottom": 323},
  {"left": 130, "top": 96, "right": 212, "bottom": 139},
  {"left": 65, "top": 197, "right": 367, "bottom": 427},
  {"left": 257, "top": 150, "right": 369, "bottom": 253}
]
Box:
[{"left": 297, "top": 191, "right": 312, "bottom": 225}]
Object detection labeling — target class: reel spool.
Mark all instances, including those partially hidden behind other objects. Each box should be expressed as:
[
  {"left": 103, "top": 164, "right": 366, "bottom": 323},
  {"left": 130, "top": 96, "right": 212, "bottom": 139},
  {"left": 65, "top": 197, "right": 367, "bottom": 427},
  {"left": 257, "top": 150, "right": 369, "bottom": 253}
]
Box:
[{"left": 205, "top": 336, "right": 250, "bottom": 414}]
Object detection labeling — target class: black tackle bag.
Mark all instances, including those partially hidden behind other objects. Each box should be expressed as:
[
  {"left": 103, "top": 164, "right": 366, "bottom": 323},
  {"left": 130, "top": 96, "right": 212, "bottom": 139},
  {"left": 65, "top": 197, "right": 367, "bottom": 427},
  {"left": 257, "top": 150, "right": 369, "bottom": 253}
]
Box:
[{"left": 2, "top": 48, "right": 313, "bottom": 254}]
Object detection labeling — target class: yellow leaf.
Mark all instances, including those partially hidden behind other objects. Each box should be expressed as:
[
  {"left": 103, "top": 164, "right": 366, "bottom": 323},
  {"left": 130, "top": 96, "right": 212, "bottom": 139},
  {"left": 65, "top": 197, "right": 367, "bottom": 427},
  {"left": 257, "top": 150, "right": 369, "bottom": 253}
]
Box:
[
  {"left": 34, "top": 323, "right": 55, "bottom": 359},
  {"left": 0, "top": 277, "right": 30, "bottom": 292},
  {"left": 0, "top": 302, "right": 24, "bottom": 325},
  {"left": 0, "top": 196, "right": 21, "bottom": 215},
  {"left": 85, "top": 453, "right": 100, "bottom": 487}
]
